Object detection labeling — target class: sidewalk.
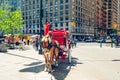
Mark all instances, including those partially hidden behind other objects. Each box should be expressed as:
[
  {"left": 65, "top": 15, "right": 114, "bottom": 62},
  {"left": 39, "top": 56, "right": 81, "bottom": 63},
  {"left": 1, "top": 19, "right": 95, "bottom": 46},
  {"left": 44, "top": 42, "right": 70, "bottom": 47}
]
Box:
[{"left": 0, "top": 45, "right": 46, "bottom": 80}]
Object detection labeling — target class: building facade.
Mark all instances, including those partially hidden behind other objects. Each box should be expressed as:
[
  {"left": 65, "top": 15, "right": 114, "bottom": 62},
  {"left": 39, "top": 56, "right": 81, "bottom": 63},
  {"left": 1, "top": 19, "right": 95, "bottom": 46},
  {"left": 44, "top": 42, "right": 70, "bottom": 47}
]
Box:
[
  {"left": 21, "top": 0, "right": 42, "bottom": 34},
  {"left": 21, "top": 0, "right": 119, "bottom": 37},
  {"left": 95, "top": 0, "right": 119, "bottom": 36},
  {"left": 106, "top": 0, "right": 118, "bottom": 35},
  {"left": 95, "top": 0, "right": 108, "bottom": 37},
  {"left": 41, "top": 0, "right": 95, "bottom": 38},
  {"left": 118, "top": 0, "right": 120, "bottom": 34},
  {"left": 21, "top": 0, "right": 95, "bottom": 38},
  {"left": 2, "top": 0, "right": 21, "bottom": 10}
]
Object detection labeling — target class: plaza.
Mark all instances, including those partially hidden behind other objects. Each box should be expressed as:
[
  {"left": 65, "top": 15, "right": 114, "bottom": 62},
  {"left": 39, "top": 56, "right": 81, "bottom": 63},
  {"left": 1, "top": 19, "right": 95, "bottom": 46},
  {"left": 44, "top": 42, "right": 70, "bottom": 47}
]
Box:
[{"left": 0, "top": 43, "right": 120, "bottom": 80}]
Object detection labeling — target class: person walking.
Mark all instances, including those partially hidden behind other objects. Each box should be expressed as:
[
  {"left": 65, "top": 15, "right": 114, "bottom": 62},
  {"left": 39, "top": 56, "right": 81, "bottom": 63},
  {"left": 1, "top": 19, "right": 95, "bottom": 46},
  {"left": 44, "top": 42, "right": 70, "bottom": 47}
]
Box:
[
  {"left": 35, "top": 37, "right": 39, "bottom": 50},
  {"left": 74, "top": 39, "right": 77, "bottom": 47}
]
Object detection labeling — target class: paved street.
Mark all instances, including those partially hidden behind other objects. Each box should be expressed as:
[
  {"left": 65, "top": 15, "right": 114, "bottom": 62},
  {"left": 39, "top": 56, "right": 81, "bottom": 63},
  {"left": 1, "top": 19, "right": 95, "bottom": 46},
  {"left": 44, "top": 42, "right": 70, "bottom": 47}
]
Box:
[{"left": 0, "top": 43, "right": 120, "bottom": 80}]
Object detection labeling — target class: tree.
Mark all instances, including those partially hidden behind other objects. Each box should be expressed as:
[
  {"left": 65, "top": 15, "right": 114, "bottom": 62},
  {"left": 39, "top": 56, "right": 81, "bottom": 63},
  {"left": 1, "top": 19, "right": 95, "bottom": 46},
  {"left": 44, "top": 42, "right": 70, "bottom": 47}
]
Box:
[
  {"left": 0, "top": 5, "right": 24, "bottom": 48},
  {"left": 0, "top": 5, "right": 24, "bottom": 35}
]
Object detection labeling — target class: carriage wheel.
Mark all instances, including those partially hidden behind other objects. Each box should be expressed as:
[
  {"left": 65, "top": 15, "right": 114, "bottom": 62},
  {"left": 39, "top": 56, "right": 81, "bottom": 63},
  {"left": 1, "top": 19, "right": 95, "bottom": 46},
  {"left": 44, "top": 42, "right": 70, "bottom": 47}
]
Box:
[{"left": 68, "top": 50, "right": 71, "bottom": 64}]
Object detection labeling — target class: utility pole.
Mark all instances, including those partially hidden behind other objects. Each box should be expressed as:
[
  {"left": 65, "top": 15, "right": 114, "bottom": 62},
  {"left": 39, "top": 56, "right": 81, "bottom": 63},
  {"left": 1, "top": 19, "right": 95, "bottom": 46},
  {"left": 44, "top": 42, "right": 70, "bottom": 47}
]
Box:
[
  {"left": 94, "top": 1, "right": 97, "bottom": 38},
  {"left": 39, "top": 0, "right": 43, "bottom": 54}
]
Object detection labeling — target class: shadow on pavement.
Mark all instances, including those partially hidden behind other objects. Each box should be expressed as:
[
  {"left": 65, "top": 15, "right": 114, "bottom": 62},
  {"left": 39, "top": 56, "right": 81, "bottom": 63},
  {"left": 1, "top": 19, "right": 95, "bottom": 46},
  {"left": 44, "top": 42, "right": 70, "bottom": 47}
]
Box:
[
  {"left": 19, "top": 62, "right": 44, "bottom": 73},
  {"left": 19, "top": 57, "right": 83, "bottom": 79},
  {"left": 112, "top": 59, "right": 120, "bottom": 61},
  {"left": 24, "top": 62, "right": 42, "bottom": 66},
  {"left": 50, "top": 57, "right": 83, "bottom": 80},
  {"left": 5, "top": 52, "right": 40, "bottom": 61}
]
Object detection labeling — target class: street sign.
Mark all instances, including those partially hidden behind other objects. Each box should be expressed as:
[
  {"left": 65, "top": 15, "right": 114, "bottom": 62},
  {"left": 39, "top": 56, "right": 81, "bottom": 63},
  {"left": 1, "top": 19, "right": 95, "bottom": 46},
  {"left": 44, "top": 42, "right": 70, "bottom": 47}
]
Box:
[
  {"left": 71, "top": 22, "right": 76, "bottom": 27},
  {"left": 113, "top": 23, "right": 118, "bottom": 29}
]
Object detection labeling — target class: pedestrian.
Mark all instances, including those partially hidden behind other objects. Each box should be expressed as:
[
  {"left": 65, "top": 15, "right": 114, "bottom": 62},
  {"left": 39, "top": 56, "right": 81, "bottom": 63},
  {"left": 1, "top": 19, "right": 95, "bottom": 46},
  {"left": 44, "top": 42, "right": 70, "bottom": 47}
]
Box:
[
  {"left": 23, "top": 38, "right": 26, "bottom": 45},
  {"left": 74, "top": 39, "right": 77, "bottom": 47},
  {"left": 35, "top": 37, "right": 39, "bottom": 50},
  {"left": 71, "top": 40, "right": 74, "bottom": 48},
  {"left": 28, "top": 40, "right": 30, "bottom": 45},
  {"left": 116, "top": 37, "right": 119, "bottom": 48}
]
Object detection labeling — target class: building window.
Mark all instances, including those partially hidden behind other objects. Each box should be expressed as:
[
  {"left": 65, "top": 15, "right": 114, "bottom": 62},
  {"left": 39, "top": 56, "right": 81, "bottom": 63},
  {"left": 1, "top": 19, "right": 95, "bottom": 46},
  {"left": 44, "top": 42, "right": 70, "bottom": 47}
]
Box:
[
  {"left": 46, "top": 4, "right": 48, "bottom": 7},
  {"left": 65, "top": 5, "right": 69, "bottom": 9},
  {"left": 55, "top": 18, "right": 58, "bottom": 22},
  {"left": 55, "top": 23, "right": 58, "bottom": 27},
  {"left": 60, "top": 5, "right": 63, "bottom": 10},
  {"left": 60, "top": 11, "right": 63, "bottom": 15},
  {"left": 65, "top": 16, "right": 69, "bottom": 20},
  {"left": 60, "top": 17, "right": 63, "bottom": 21},
  {"left": 33, "top": 30, "right": 35, "bottom": 34},
  {"left": 37, "top": 30, "right": 39, "bottom": 33},
  {"left": 60, "top": 23, "right": 63, "bottom": 26},
  {"left": 65, "top": 0, "right": 69, "bottom": 3},
  {"left": 50, "top": 13, "right": 53, "bottom": 16},
  {"left": 55, "top": 1, "right": 58, "bottom": 5},
  {"left": 33, "top": 1, "right": 35, "bottom": 4},
  {"left": 60, "top": 0, "right": 63, "bottom": 3},
  {"left": 50, "top": 7, "right": 53, "bottom": 11},
  {"left": 55, "top": 6, "right": 58, "bottom": 10},
  {"left": 29, "top": 30, "right": 31, "bottom": 33},
  {"left": 50, "top": 2, "right": 52, "bottom": 6},
  {"left": 65, "top": 10, "right": 69, "bottom": 14},
  {"left": 66, "top": 22, "right": 68, "bottom": 26},
  {"left": 37, "top": 20, "right": 39, "bottom": 23},
  {"left": 29, "top": 25, "right": 31, "bottom": 28},
  {"left": 50, "top": 18, "right": 52, "bottom": 22},
  {"left": 54, "top": 12, "right": 58, "bottom": 16},
  {"left": 33, "top": 20, "right": 35, "bottom": 24}
]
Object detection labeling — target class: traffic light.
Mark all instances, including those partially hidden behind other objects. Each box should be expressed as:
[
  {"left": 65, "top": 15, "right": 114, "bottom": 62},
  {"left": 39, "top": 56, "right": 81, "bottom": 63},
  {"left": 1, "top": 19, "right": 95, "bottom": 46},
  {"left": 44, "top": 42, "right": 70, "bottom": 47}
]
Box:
[
  {"left": 113, "top": 23, "right": 118, "bottom": 29},
  {"left": 71, "top": 21, "right": 76, "bottom": 27}
]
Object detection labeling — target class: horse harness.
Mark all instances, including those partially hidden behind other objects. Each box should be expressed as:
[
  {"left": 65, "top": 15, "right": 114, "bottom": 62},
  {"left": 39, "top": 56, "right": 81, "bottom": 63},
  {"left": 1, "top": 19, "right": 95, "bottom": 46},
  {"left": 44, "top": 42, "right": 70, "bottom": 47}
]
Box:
[{"left": 42, "top": 40, "right": 60, "bottom": 57}]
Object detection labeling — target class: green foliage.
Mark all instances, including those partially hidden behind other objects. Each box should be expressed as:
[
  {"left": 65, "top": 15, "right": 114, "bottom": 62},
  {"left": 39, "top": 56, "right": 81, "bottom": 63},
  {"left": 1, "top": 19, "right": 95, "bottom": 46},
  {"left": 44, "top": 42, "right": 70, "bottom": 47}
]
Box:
[{"left": 0, "top": 5, "right": 24, "bottom": 35}]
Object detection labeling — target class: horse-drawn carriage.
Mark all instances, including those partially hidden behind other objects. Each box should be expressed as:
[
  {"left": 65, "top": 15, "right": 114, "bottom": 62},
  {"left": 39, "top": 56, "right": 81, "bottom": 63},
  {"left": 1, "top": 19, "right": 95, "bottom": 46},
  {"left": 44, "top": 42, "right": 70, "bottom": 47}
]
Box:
[
  {"left": 42, "top": 26, "right": 72, "bottom": 72},
  {"left": 49, "top": 29, "right": 72, "bottom": 63}
]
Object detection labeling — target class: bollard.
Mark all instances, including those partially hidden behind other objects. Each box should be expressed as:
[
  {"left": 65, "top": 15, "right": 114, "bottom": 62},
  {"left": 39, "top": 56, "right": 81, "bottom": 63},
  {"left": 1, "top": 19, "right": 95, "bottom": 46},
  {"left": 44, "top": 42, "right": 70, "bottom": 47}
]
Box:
[
  {"left": 111, "top": 42, "right": 113, "bottom": 48},
  {"left": 100, "top": 41, "right": 102, "bottom": 48}
]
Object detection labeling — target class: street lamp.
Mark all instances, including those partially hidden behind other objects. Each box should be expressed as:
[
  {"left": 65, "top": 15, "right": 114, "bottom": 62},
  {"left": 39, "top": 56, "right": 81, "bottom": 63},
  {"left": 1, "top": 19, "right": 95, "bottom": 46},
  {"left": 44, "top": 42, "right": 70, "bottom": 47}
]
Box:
[{"left": 39, "top": 0, "right": 43, "bottom": 54}]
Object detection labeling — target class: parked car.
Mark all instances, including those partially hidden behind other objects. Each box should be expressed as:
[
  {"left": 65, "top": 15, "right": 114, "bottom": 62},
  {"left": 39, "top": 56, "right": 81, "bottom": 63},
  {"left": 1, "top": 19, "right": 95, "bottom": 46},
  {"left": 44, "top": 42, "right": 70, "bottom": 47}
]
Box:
[
  {"left": 105, "top": 38, "right": 112, "bottom": 43},
  {"left": 97, "top": 38, "right": 106, "bottom": 43},
  {"left": 84, "top": 37, "right": 93, "bottom": 42}
]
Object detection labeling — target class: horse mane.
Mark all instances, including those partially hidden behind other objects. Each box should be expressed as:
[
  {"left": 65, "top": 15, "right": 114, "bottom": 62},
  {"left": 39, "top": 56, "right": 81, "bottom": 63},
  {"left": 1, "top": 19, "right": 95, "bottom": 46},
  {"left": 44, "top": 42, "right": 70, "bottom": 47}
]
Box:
[{"left": 42, "top": 35, "right": 51, "bottom": 43}]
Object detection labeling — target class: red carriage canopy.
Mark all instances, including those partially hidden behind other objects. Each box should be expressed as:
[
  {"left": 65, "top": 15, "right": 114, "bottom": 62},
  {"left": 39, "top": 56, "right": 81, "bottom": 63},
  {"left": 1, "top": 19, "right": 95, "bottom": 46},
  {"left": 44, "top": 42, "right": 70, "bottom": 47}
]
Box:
[
  {"left": 49, "top": 29, "right": 70, "bottom": 45},
  {"left": 44, "top": 22, "right": 51, "bottom": 35}
]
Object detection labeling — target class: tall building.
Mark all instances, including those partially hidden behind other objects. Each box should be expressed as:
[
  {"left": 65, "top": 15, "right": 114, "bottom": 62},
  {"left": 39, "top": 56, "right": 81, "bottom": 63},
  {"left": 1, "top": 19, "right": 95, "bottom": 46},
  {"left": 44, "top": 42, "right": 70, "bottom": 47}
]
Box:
[
  {"left": 0, "top": 0, "right": 2, "bottom": 5},
  {"left": 118, "top": 0, "right": 120, "bottom": 34},
  {"left": 2, "top": 0, "right": 21, "bottom": 11},
  {"left": 21, "top": 0, "right": 42, "bottom": 34},
  {"left": 106, "top": 0, "right": 118, "bottom": 35},
  {"left": 40, "top": 0, "right": 95, "bottom": 38},
  {"left": 95, "top": 0, "right": 119, "bottom": 36},
  {"left": 95, "top": 0, "right": 108, "bottom": 37},
  {"left": 23, "top": 0, "right": 119, "bottom": 38}
]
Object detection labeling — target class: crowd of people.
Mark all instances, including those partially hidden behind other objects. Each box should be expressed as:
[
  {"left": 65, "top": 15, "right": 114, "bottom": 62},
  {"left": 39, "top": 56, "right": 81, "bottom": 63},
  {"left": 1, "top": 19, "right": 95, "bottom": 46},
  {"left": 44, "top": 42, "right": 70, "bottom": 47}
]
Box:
[
  {"left": 0, "top": 35, "right": 41, "bottom": 50},
  {"left": 70, "top": 39, "right": 77, "bottom": 48}
]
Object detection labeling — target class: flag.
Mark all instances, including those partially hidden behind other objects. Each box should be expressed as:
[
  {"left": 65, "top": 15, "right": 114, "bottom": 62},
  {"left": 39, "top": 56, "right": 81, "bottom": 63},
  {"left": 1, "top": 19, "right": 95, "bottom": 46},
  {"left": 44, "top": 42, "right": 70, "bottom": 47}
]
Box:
[{"left": 44, "top": 22, "right": 50, "bottom": 35}]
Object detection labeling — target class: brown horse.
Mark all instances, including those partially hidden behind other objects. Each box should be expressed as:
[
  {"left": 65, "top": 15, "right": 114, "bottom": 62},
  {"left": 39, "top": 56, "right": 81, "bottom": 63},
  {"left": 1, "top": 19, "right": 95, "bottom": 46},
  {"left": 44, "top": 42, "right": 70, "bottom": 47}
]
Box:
[{"left": 42, "top": 35, "right": 59, "bottom": 72}]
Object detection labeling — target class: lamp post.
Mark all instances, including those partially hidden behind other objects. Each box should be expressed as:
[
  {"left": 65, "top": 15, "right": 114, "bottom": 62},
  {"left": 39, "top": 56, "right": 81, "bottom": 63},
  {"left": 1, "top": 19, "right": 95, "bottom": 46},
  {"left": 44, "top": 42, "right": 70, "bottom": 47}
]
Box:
[{"left": 39, "top": 0, "right": 43, "bottom": 54}]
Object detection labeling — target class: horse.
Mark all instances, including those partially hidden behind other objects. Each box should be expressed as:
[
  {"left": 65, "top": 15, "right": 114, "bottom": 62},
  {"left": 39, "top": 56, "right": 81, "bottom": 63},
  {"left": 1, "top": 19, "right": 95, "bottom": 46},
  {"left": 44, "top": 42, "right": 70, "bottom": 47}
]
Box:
[{"left": 42, "top": 35, "right": 59, "bottom": 72}]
